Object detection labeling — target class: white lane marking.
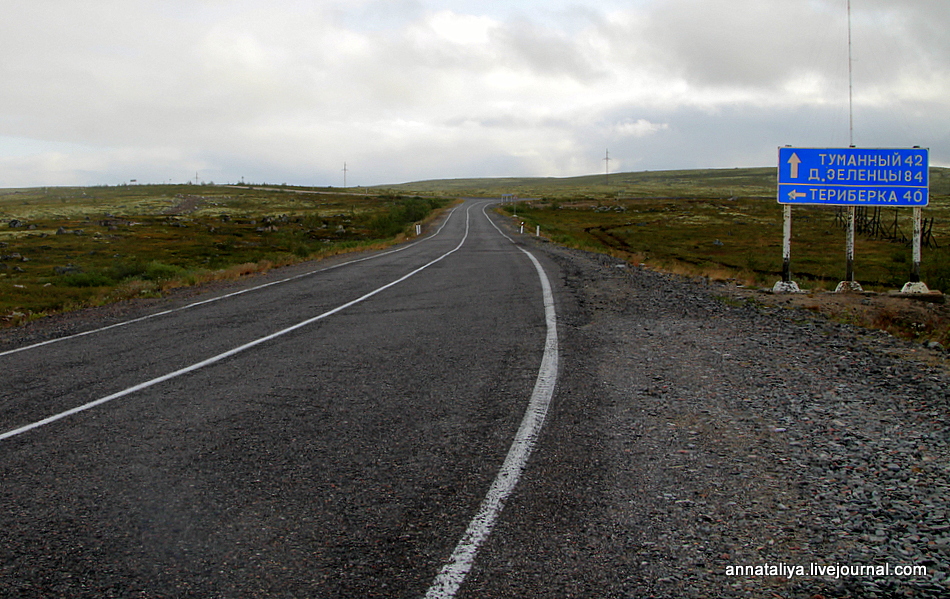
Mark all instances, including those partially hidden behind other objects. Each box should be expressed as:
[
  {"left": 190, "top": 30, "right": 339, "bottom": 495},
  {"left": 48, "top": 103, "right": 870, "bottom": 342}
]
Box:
[
  {"left": 424, "top": 205, "right": 559, "bottom": 598},
  {"left": 0, "top": 204, "right": 463, "bottom": 359},
  {"left": 0, "top": 205, "right": 473, "bottom": 442}
]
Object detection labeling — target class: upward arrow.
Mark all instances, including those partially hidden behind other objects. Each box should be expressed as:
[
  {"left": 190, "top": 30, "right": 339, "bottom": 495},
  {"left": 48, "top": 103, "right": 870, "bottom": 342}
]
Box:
[{"left": 788, "top": 153, "right": 801, "bottom": 178}]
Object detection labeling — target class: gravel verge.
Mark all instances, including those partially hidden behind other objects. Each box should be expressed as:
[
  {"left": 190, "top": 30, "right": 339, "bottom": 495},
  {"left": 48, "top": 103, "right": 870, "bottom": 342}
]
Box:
[{"left": 528, "top": 235, "right": 950, "bottom": 598}]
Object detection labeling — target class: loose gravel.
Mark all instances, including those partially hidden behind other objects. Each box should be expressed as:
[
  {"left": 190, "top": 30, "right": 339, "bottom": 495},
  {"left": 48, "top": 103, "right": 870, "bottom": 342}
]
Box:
[{"left": 533, "top": 238, "right": 950, "bottom": 598}]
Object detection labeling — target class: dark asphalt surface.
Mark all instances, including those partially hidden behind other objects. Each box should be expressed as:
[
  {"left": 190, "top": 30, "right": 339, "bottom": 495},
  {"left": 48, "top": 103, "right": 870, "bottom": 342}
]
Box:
[{"left": 0, "top": 200, "right": 567, "bottom": 598}]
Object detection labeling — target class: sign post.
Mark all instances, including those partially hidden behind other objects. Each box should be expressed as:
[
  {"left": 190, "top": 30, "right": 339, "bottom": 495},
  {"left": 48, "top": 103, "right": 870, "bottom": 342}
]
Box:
[
  {"left": 776, "top": 147, "right": 930, "bottom": 293},
  {"left": 902, "top": 207, "right": 930, "bottom": 293},
  {"left": 773, "top": 204, "right": 800, "bottom": 293}
]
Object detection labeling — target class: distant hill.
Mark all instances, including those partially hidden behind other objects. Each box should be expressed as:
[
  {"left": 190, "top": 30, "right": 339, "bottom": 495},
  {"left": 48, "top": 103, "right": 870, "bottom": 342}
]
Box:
[{"left": 377, "top": 166, "right": 950, "bottom": 200}]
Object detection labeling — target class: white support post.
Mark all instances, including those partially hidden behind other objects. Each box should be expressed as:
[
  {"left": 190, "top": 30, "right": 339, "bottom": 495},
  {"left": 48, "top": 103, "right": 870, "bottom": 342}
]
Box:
[
  {"left": 835, "top": 206, "right": 863, "bottom": 293},
  {"left": 901, "top": 206, "right": 930, "bottom": 293},
  {"left": 773, "top": 204, "right": 801, "bottom": 293}
]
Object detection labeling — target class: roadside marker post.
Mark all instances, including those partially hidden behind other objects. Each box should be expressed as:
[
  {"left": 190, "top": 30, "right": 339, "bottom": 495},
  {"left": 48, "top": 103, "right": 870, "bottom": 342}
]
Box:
[
  {"left": 775, "top": 146, "right": 930, "bottom": 294},
  {"left": 773, "top": 204, "right": 801, "bottom": 293},
  {"left": 902, "top": 207, "right": 930, "bottom": 293}
]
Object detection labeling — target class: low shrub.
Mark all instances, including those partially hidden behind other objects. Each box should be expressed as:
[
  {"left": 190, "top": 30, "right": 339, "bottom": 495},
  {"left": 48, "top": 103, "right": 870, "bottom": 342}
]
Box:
[
  {"left": 143, "top": 261, "right": 185, "bottom": 281},
  {"left": 60, "top": 271, "right": 114, "bottom": 287}
]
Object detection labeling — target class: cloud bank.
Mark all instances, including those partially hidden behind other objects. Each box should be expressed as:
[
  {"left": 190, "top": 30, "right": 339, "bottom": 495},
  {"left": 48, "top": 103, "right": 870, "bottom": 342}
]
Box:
[{"left": 1, "top": 0, "right": 947, "bottom": 187}]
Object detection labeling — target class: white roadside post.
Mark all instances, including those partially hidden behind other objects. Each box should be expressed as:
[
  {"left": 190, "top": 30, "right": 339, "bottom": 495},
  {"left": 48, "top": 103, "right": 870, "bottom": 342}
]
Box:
[
  {"left": 901, "top": 206, "right": 931, "bottom": 293},
  {"left": 835, "top": 207, "right": 863, "bottom": 293},
  {"left": 773, "top": 203, "right": 801, "bottom": 293}
]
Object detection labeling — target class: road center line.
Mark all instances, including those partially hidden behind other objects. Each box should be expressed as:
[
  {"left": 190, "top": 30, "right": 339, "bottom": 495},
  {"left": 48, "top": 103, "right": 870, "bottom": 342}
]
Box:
[
  {"left": 0, "top": 205, "right": 473, "bottom": 442},
  {"left": 424, "top": 205, "right": 559, "bottom": 598},
  {"left": 0, "top": 203, "right": 462, "bottom": 359}
]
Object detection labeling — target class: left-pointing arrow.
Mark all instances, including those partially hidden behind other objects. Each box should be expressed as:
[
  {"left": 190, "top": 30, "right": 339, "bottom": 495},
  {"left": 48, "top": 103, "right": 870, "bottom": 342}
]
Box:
[
  {"left": 788, "top": 189, "right": 806, "bottom": 201},
  {"left": 788, "top": 153, "right": 801, "bottom": 178}
]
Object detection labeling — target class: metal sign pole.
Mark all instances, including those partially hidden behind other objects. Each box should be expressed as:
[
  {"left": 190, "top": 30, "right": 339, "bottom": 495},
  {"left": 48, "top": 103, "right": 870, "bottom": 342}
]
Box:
[
  {"left": 772, "top": 204, "right": 801, "bottom": 293},
  {"left": 911, "top": 207, "right": 922, "bottom": 282},
  {"left": 782, "top": 204, "right": 792, "bottom": 282},
  {"left": 835, "top": 207, "right": 863, "bottom": 293},
  {"left": 846, "top": 206, "right": 855, "bottom": 282},
  {"left": 901, "top": 206, "right": 930, "bottom": 293}
]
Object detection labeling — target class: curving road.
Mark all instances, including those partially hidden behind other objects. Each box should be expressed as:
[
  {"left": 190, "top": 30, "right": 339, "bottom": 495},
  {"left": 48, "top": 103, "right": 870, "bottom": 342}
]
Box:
[{"left": 1, "top": 199, "right": 561, "bottom": 598}]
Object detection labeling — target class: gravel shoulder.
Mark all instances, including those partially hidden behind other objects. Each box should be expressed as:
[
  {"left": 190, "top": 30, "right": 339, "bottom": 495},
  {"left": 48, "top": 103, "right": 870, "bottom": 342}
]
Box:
[{"left": 506, "top": 232, "right": 950, "bottom": 598}]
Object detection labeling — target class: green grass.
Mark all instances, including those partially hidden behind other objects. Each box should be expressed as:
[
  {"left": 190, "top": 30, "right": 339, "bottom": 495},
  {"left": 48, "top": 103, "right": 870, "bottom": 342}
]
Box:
[{"left": 0, "top": 185, "right": 447, "bottom": 325}]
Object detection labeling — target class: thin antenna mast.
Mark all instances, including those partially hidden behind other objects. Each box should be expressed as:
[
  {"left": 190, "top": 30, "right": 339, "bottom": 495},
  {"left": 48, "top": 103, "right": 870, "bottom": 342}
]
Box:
[
  {"left": 847, "top": 0, "right": 854, "bottom": 146},
  {"left": 343, "top": 162, "right": 348, "bottom": 188},
  {"left": 604, "top": 149, "right": 610, "bottom": 185}
]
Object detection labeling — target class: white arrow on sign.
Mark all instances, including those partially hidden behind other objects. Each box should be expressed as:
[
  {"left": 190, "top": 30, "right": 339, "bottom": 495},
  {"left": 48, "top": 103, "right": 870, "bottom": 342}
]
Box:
[
  {"left": 788, "top": 153, "right": 801, "bottom": 178},
  {"left": 788, "top": 189, "right": 806, "bottom": 201}
]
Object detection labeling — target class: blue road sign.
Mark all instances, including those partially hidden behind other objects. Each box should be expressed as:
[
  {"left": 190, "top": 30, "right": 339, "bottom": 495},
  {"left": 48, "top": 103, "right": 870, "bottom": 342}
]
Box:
[{"left": 777, "top": 147, "right": 929, "bottom": 206}]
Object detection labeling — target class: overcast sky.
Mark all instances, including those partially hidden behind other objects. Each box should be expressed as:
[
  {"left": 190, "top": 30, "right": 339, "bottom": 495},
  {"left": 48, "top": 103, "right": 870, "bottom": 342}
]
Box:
[{"left": 1, "top": 0, "right": 947, "bottom": 188}]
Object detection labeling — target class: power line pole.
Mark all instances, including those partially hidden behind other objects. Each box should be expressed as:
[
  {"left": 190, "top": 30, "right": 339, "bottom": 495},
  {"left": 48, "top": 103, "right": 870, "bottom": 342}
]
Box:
[
  {"left": 604, "top": 149, "right": 610, "bottom": 185},
  {"left": 847, "top": 0, "right": 854, "bottom": 147}
]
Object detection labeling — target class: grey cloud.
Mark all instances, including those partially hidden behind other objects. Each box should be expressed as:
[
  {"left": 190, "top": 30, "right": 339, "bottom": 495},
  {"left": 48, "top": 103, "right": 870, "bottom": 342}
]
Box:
[
  {"left": 638, "top": 0, "right": 847, "bottom": 89},
  {"left": 0, "top": 0, "right": 946, "bottom": 188},
  {"left": 488, "top": 17, "right": 607, "bottom": 82}
]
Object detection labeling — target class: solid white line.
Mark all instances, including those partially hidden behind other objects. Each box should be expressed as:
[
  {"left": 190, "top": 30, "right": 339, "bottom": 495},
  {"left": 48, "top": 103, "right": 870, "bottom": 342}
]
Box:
[
  {"left": 0, "top": 205, "right": 473, "bottom": 442},
  {"left": 424, "top": 205, "right": 559, "bottom": 598},
  {"left": 0, "top": 203, "right": 463, "bottom": 359}
]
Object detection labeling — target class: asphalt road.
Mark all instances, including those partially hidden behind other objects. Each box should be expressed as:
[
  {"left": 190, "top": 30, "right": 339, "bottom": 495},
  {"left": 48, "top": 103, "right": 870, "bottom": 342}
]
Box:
[{"left": 0, "top": 200, "right": 564, "bottom": 598}]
